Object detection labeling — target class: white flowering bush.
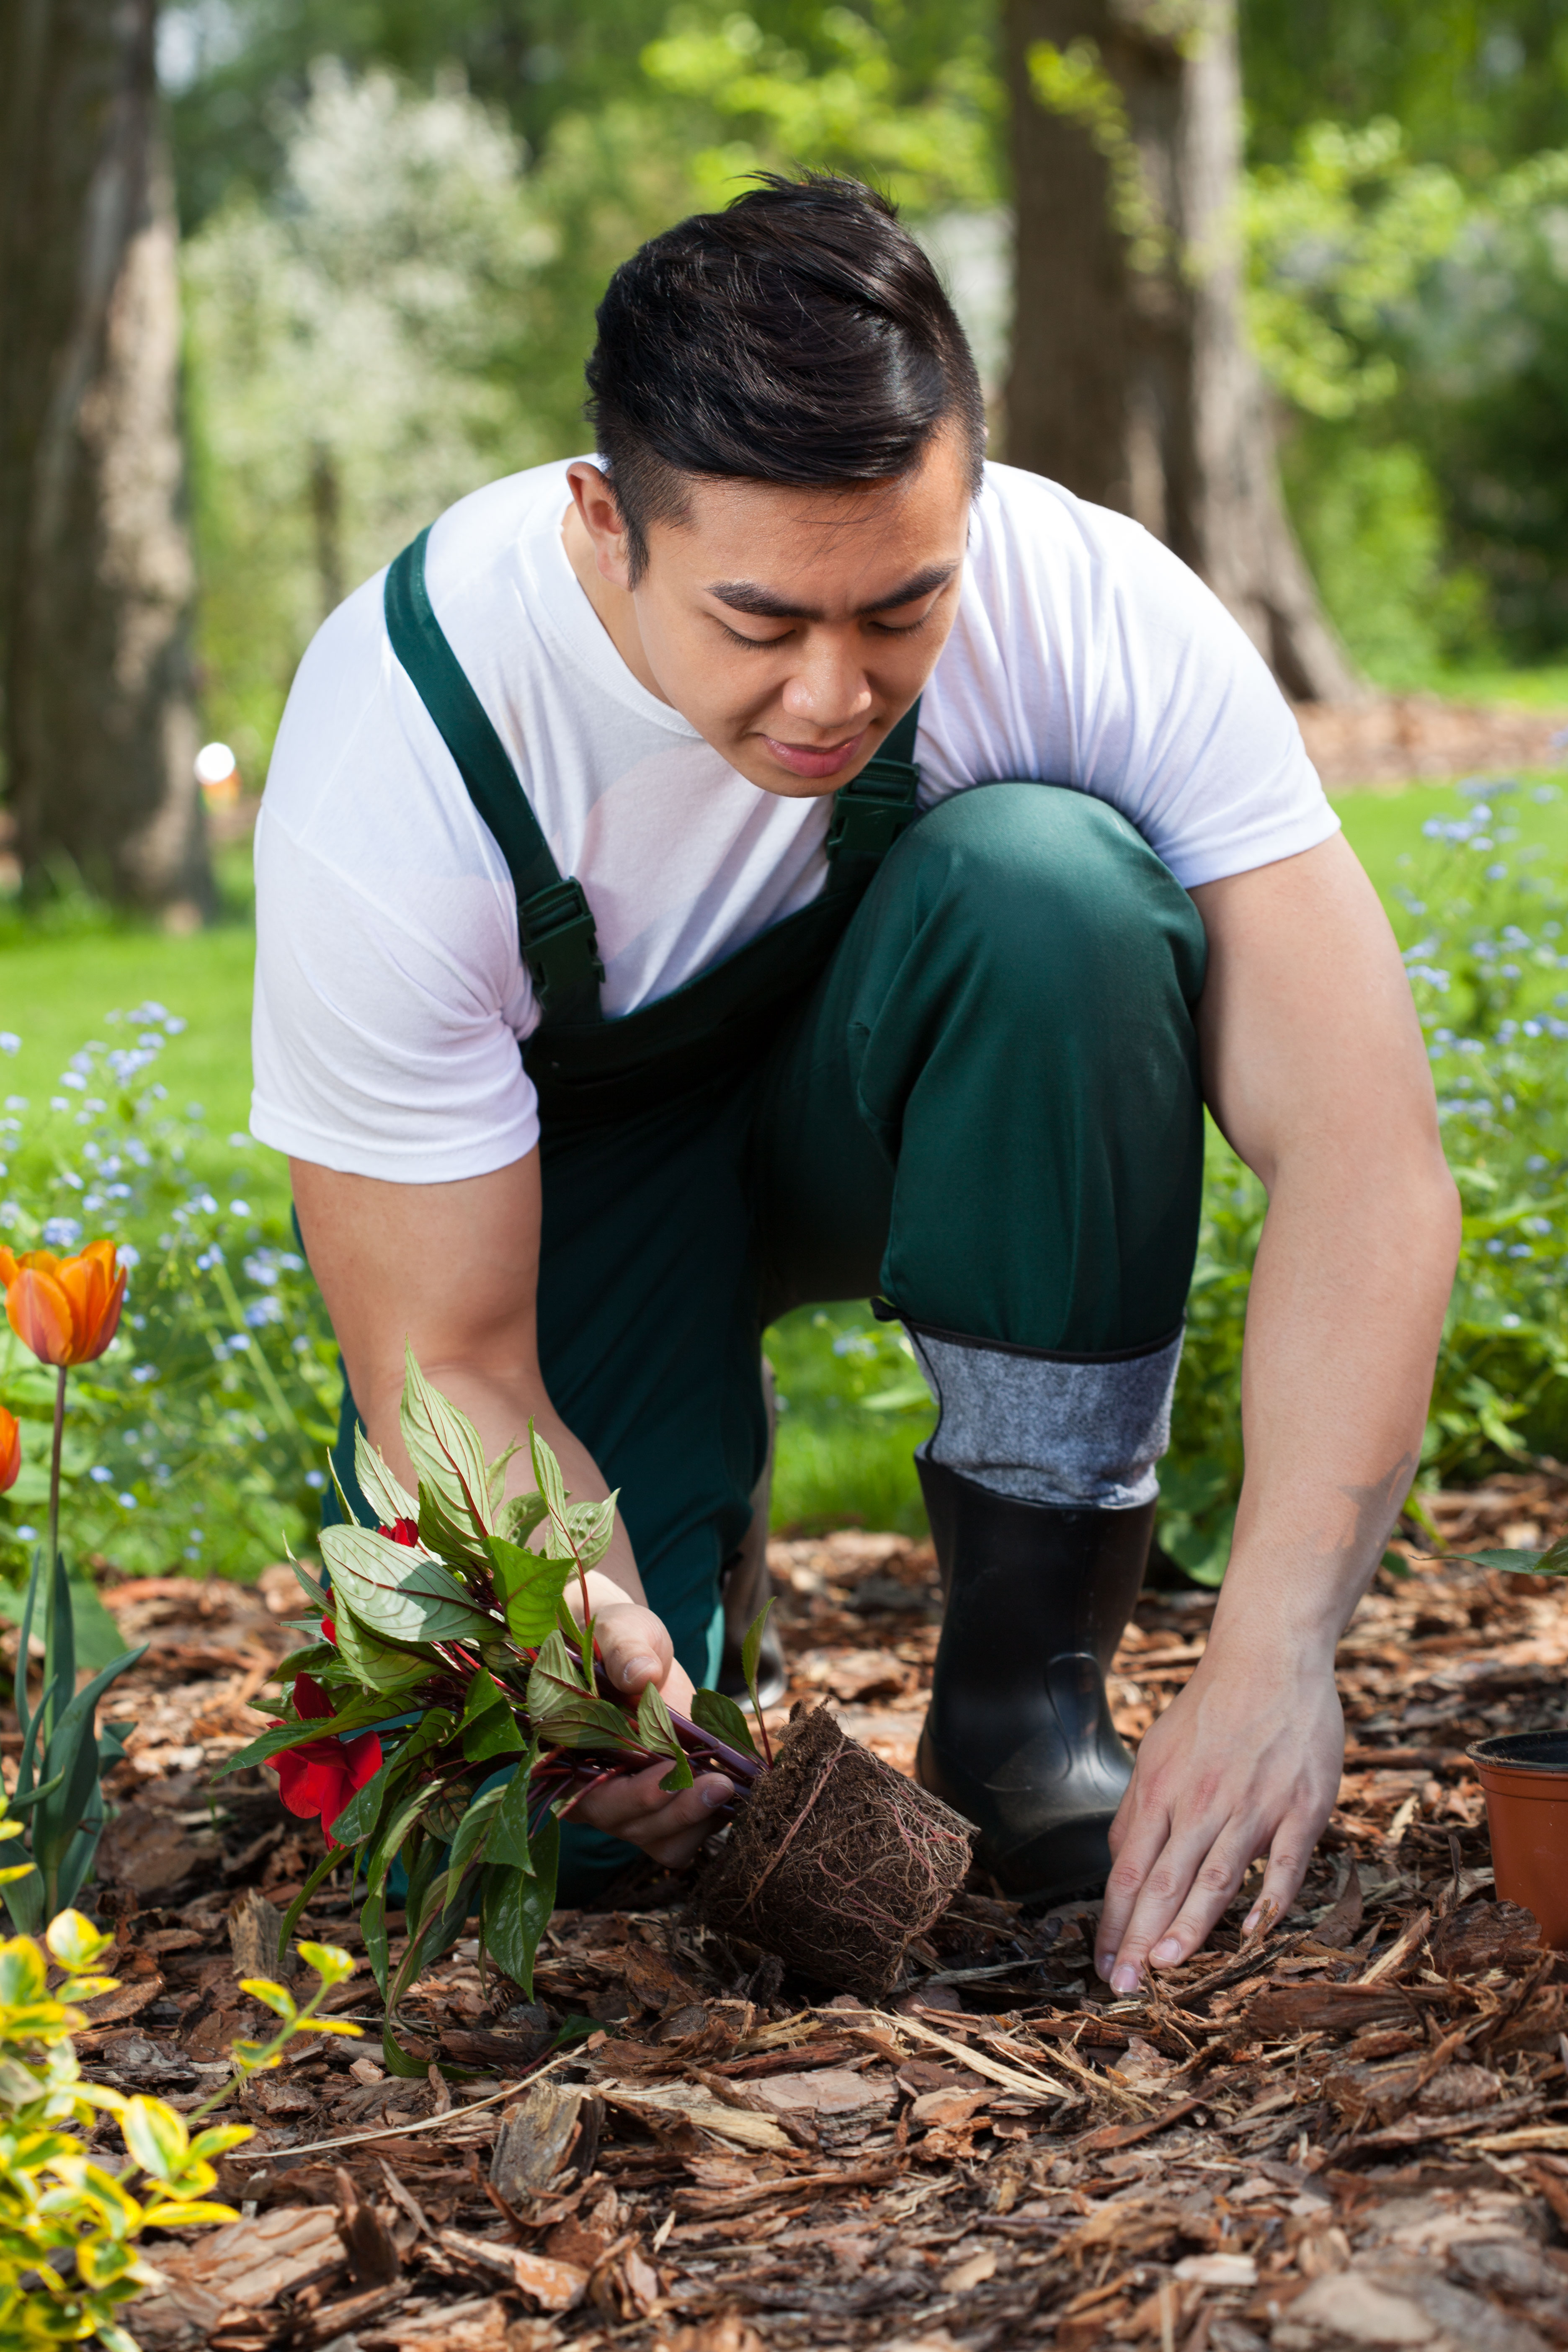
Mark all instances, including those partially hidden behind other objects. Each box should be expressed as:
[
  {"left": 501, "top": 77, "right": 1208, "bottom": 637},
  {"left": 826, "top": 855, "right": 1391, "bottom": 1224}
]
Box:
[{"left": 0, "top": 1007, "right": 337, "bottom": 1581}]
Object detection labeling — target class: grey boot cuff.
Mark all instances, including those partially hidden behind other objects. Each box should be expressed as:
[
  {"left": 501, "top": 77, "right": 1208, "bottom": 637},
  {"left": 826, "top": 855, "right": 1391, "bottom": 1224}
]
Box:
[{"left": 903, "top": 1319, "right": 1184, "bottom": 1511}]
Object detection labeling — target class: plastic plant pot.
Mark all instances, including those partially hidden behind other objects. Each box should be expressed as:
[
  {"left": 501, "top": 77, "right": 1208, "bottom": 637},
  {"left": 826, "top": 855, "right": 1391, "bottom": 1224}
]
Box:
[{"left": 1467, "top": 1731, "right": 1568, "bottom": 1950}]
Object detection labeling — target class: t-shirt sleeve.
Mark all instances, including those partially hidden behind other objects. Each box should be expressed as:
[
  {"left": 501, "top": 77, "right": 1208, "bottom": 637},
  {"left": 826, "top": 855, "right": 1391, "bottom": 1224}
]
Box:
[
  {"left": 250, "top": 593, "right": 540, "bottom": 1184},
  {"left": 924, "top": 469, "right": 1341, "bottom": 890}
]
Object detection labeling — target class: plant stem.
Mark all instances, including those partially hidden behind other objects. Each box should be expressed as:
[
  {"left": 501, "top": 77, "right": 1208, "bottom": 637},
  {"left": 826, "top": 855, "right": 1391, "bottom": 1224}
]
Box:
[
  {"left": 209, "top": 1253, "right": 302, "bottom": 1440},
  {"left": 41, "top": 1366, "right": 66, "bottom": 1749},
  {"left": 663, "top": 1705, "right": 764, "bottom": 1784}
]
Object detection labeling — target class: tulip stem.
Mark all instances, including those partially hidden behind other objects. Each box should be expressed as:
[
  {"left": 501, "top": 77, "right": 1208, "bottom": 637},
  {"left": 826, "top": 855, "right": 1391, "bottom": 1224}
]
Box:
[{"left": 42, "top": 1367, "right": 66, "bottom": 1705}]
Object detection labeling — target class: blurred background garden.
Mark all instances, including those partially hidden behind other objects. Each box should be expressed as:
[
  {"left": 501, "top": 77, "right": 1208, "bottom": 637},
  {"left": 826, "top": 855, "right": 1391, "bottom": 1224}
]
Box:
[{"left": 6, "top": 0, "right": 1568, "bottom": 1591}]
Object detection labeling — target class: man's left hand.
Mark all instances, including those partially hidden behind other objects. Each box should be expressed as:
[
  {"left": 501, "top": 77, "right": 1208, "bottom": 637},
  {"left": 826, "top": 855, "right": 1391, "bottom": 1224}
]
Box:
[{"left": 1094, "top": 1633, "right": 1345, "bottom": 1991}]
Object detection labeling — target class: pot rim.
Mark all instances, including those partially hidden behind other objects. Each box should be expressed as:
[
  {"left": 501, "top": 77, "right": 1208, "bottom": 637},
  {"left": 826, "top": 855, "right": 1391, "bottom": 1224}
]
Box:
[{"left": 1467, "top": 1730, "right": 1568, "bottom": 1778}]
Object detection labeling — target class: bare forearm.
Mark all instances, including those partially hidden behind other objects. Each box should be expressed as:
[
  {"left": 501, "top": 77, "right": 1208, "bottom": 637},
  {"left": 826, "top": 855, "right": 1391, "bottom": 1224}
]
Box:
[
  {"left": 356, "top": 1364, "right": 645, "bottom": 1602},
  {"left": 1208, "top": 1152, "right": 1459, "bottom": 1666}
]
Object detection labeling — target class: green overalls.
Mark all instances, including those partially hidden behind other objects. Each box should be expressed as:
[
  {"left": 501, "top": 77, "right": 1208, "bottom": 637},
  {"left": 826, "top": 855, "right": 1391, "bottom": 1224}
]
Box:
[{"left": 324, "top": 524, "right": 1210, "bottom": 1899}]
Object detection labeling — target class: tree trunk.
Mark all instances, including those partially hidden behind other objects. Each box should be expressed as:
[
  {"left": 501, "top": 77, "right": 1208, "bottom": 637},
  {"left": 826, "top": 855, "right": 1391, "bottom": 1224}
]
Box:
[
  {"left": 0, "top": 0, "right": 212, "bottom": 916},
  {"left": 1004, "top": 0, "right": 1359, "bottom": 702}
]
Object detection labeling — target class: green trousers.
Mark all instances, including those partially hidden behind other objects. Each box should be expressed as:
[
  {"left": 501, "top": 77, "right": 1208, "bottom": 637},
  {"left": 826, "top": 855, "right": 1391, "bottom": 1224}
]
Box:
[{"left": 330, "top": 781, "right": 1208, "bottom": 1896}]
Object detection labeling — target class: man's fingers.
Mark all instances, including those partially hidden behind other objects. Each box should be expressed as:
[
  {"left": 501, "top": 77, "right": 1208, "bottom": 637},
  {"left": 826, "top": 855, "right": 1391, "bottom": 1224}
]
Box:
[
  {"left": 573, "top": 1759, "right": 734, "bottom": 1868},
  {"left": 592, "top": 1602, "right": 675, "bottom": 1694},
  {"left": 1241, "top": 1818, "right": 1316, "bottom": 1938},
  {"left": 1095, "top": 1777, "right": 1172, "bottom": 1979},
  {"left": 1115, "top": 1825, "right": 1264, "bottom": 1984}
]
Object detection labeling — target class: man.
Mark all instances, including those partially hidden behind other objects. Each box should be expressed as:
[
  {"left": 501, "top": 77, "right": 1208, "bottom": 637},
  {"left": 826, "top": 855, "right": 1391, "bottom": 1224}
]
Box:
[{"left": 253, "top": 175, "right": 1458, "bottom": 1994}]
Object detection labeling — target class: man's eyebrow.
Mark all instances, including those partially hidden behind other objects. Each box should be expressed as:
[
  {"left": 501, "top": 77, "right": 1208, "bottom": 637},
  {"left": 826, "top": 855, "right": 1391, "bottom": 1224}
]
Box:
[{"left": 704, "top": 560, "right": 959, "bottom": 623}]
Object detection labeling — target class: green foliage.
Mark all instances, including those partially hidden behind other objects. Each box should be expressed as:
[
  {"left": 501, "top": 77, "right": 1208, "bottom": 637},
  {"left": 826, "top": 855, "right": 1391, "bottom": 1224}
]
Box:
[
  {"left": 0, "top": 1898, "right": 249, "bottom": 2350},
  {"left": 3, "top": 1550, "right": 144, "bottom": 1932},
  {"left": 1166, "top": 776, "right": 1568, "bottom": 1580},
  {"left": 766, "top": 1306, "right": 934, "bottom": 1534},
  {"left": 0, "top": 1006, "right": 340, "bottom": 1582},
  {"left": 1238, "top": 0, "right": 1568, "bottom": 173},
  {"left": 642, "top": 5, "right": 1000, "bottom": 216}
]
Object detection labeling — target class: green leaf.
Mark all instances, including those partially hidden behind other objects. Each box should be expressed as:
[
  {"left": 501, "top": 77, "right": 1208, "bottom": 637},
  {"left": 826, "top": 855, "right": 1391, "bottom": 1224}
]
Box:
[
  {"left": 297, "top": 1939, "right": 355, "bottom": 1986},
  {"left": 213, "top": 1695, "right": 390, "bottom": 1782},
  {"left": 45, "top": 1910, "right": 113, "bottom": 1972},
  {"left": 459, "top": 1667, "right": 527, "bottom": 1761},
  {"left": 532, "top": 1625, "right": 590, "bottom": 1696},
  {"left": 486, "top": 1537, "right": 573, "bottom": 1645},
  {"left": 485, "top": 1742, "right": 539, "bottom": 1872},
  {"left": 555, "top": 1585, "right": 595, "bottom": 1684},
  {"left": 741, "top": 1598, "right": 775, "bottom": 1730},
  {"left": 289, "top": 1555, "right": 330, "bottom": 1613},
  {"left": 353, "top": 1423, "right": 419, "bottom": 1531},
  {"left": 320, "top": 1521, "right": 492, "bottom": 1645},
  {"left": 121, "top": 2097, "right": 188, "bottom": 2181},
  {"left": 495, "top": 1490, "right": 548, "bottom": 1546},
  {"left": 564, "top": 1493, "right": 618, "bottom": 1572},
  {"left": 277, "top": 1847, "right": 342, "bottom": 1968},
  {"left": 383, "top": 2014, "right": 433, "bottom": 2079},
  {"left": 463, "top": 1706, "right": 528, "bottom": 1764},
  {"left": 1447, "top": 1542, "right": 1568, "bottom": 1575},
  {"left": 326, "top": 1752, "right": 399, "bottom": 1849},
  {"left": 690, "top": 1687, "right": 761, "bottom": 1764},
  {"left": 481, "top": 1818, "right": 558, "bottom": 1996},
  {"left": 447, "top": 1784, "right": 506, "bottom": 1884},
  {"left": 330, "top": 1607, "right": 437, "bottom": 1695},
  {"left": 528, "top": 1419, "right": 571, "bottom": 1545},
  {"left": 418, "top": 1475, "right": 491, "bottom": 1569},
  {"left": 361, "top": 1888, "right": 389, "bottom": 2000},
  {"left": 526, "top": 1643, "right": 644, "bottom": 1754},
  {"left": 33, "top": 1643, "right": 149, "bottom": 1871},
  {"left": 486, "top": 1439, "right": 521, "bottom": 1516},
  {"left": 401, "top": 1344, "right": 493, "bottom": 1532},
  {"left": 635, "top": 1680, "right": 688, "bottom": 1774}
]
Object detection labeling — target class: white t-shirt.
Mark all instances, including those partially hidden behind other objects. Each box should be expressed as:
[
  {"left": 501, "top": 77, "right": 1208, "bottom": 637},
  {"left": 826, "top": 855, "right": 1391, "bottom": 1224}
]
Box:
[{"left": 252, "top": 456, "right": 1337, "bottom": 1181}]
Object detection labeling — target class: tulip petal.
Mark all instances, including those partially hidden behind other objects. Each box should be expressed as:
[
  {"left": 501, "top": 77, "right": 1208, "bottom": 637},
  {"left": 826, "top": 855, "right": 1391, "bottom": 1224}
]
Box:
[
  {"left": 5, "top": 1268, "right": 75, "bottom": 1367},
  {"left": 54, "top": 1244, "right": 126, "bottom": 1364},
  {"left": 0, "top": 1409, "right": 19, "bottom": 1495},
  {"left": 0, "top": 1247, "right": 16, "bottom": 1288}
]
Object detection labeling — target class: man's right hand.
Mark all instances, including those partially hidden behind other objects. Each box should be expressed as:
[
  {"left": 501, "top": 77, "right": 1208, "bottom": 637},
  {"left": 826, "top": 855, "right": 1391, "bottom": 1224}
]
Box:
[{"left": 564, "top": 1571, "right": 736, "bottom": 1867}]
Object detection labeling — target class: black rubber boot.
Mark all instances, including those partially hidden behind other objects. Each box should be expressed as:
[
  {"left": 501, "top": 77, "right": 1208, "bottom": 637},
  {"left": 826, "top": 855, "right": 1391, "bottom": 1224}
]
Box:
[
  {"left": 915, "top": 1457, "right": 1154, "bottom": 1906},
  {"left": 718, "top": 1359, "right": 788, "bottom": 1709}
]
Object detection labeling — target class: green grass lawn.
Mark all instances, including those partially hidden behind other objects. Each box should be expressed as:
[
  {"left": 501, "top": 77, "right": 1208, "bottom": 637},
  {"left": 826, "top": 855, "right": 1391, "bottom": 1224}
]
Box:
[{"left": 2, "top": 765, "right": 1562, "bottom": 1539}]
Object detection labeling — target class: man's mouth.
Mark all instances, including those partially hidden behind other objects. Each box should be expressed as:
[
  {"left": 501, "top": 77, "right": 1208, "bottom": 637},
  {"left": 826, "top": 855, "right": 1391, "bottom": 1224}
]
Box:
[{"left": 762, "top": 728, "right": 869, "bottom": 780}]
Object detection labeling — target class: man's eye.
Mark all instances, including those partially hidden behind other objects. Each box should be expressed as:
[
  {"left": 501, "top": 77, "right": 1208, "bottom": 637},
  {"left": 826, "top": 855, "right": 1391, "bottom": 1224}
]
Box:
[
  {"left": 869, "top": 611, "right": 934, "bottom": 637},
  {"left": 717, "top": 622, "right": 790, "bottom": 650}
]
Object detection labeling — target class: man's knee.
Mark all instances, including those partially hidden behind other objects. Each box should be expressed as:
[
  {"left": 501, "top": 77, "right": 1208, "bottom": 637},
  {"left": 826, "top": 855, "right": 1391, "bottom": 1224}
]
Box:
[{"left": 895, "top": 782, "right": 1207, "bottom": 1010}]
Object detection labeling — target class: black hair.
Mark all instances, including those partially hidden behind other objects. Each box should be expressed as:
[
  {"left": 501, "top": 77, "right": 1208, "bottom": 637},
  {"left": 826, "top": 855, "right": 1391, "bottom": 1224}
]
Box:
[{"left": 584, "top": 173, "right": 985, "bottom": 581}]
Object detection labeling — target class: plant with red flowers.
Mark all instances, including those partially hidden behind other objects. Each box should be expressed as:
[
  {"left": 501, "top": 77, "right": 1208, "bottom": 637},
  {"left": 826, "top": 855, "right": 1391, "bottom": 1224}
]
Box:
[
  {"left": 215, "top": 1348, "right": 774, "bottom": 2070},
  {"left": 218, "top": 1347, "right": 973, "bottom": 2042}
]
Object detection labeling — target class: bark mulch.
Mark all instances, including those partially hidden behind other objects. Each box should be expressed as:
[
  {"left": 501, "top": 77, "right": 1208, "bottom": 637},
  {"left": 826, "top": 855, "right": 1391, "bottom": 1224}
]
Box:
[{"left": 10, "top": 1489, "right": 1568, "bottom": 2352}]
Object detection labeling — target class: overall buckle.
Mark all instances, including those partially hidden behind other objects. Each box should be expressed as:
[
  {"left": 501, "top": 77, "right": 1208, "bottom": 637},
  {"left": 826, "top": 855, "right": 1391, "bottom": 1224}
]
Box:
[
  {"left": 519, "top": 877, "right": 605, "bottom": 1009},
  {"left": 825, "top": 790, "right": 917, "bottom": 862}
]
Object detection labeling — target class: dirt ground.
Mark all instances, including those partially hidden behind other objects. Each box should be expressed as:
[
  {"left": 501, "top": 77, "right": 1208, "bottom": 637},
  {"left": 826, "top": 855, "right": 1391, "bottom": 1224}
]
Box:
[
  {"left": 14, "top": 1478, "right": 1568, "bottom": 2352},
  {"left": 1294, "top": 696, "right": 1567, "bottom": 789}
]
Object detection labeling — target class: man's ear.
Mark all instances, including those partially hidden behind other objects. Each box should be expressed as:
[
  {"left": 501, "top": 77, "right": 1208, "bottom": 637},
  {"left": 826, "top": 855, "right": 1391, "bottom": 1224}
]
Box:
[{"left": 565, "top": 460, "right": 632, "bottom": 590}]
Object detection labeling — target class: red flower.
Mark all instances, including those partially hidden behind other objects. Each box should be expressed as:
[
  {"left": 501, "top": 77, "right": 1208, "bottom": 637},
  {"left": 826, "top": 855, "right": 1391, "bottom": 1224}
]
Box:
[
  {"left": 321, "top": 1617, "right": 336, "bottom": 1645},
  {"left": 271, "top": 1672, "right": 381, "bottom": 1844},
  {"left": 379, "top": 1518, "right": 419, "bottom": 1546}
]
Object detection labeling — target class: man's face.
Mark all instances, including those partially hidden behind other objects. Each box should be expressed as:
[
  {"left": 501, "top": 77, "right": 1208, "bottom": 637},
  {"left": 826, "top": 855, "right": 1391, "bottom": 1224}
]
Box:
[{"left": 565, "top": 428, "right": 972, "bottom": 797}]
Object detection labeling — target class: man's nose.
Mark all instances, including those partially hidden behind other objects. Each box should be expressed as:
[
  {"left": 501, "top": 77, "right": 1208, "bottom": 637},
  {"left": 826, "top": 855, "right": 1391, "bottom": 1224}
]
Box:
[{"left": 779, "top": 644, "right": 873, "bottom": 732}]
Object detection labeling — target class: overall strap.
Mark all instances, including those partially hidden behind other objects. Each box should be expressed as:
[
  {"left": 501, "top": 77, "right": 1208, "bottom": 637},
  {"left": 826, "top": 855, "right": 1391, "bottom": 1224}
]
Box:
[
  {"left": 823, "top": 699, "right": 922, "bottom": 894},
  {"left": 384, "top": 527, "right": 605, "bottom": 1025}
]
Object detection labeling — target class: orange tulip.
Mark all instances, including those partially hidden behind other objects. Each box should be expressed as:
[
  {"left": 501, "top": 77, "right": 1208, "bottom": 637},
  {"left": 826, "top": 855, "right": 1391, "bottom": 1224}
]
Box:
[
  {"left": 0, "top": 1407, "right": 18, "bottom": 1493},
  {"left": 0, "top": 1239, "right": 126, "bottom": 1367}
]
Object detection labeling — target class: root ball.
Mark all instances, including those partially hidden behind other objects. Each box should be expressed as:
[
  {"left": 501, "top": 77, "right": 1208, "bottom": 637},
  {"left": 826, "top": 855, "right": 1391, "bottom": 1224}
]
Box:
[{"left": 694, "top": 1704, "right": 974, "bottom": 1999}]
